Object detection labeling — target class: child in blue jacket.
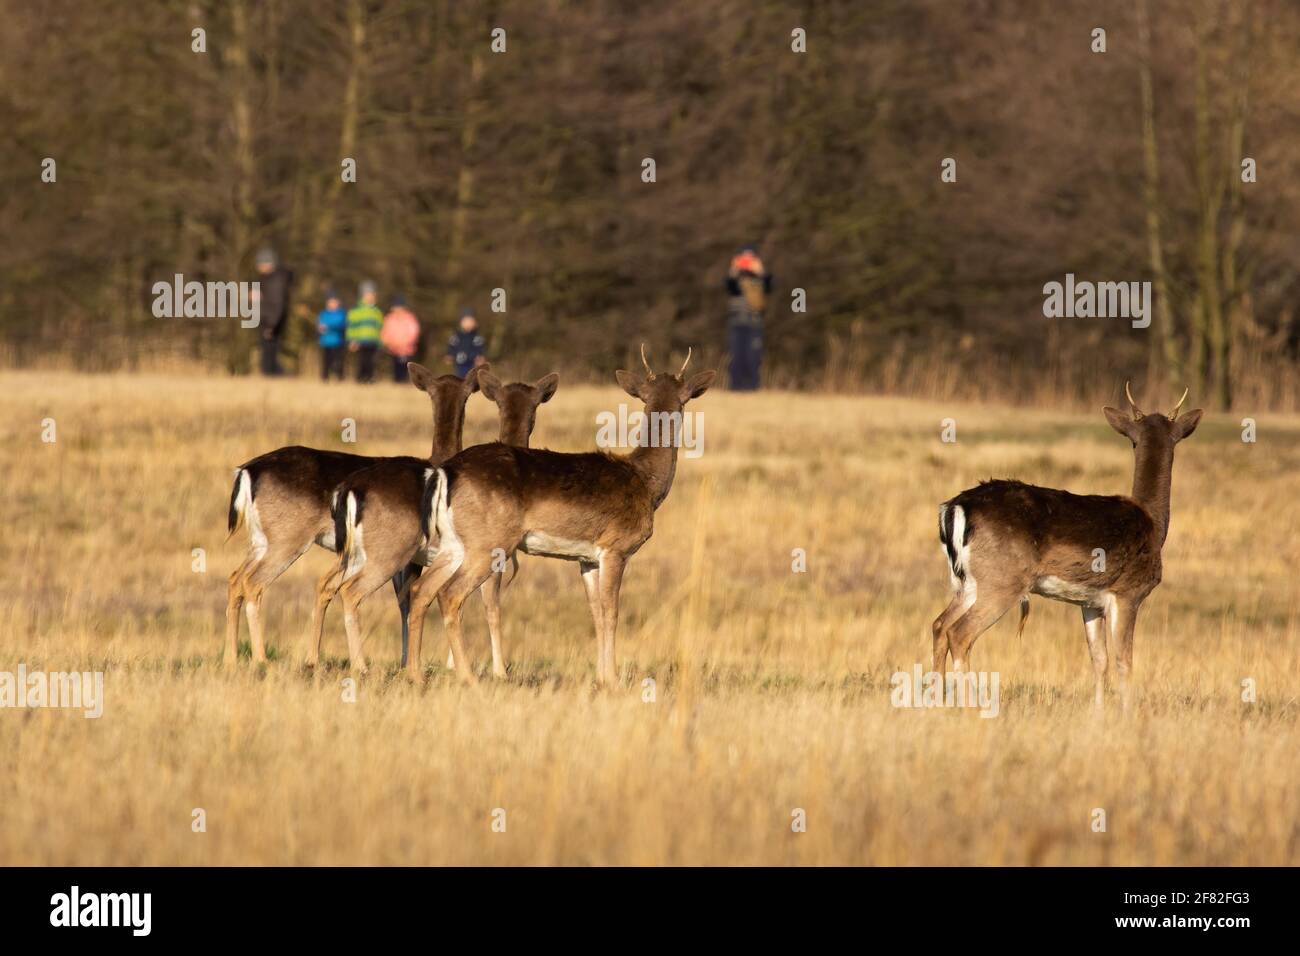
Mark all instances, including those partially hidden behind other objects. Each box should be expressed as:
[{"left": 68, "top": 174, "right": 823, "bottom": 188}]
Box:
[{"left": 318, "top": 289, "right": 347, "bottom": 381}]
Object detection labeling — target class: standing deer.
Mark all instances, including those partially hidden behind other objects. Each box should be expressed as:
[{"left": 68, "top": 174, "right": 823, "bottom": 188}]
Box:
[
  {"left": 933, "top": 384, "right": 1202, "bottom": 710},
  {"left": 224, "top": 364, "right": 481, "bottom": 665},
  {"left": 407, "top": 346, "right": 715, "bottom": 686},
  {"left": 315, "top": 371, "right": 559, "bottom": 675}
]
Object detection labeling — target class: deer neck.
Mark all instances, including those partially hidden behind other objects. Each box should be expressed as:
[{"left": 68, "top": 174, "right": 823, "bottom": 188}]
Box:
[
  {"left": 499, "top": 417, "right": 531, "bottom": 449},
  {"left": 1131, "top": 441, "right": 1175, "bottom": 545},
  {"left": 429, "top": 399, "right": 465, "bottom": 464},
  {"left": 628, "top": 405, "right": 681, "bottom": 509}
]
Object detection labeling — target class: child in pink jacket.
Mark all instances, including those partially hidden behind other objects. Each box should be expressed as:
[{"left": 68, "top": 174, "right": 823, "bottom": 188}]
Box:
[{"left": 380, "top": 294, "right": 421, "bottom": 383}]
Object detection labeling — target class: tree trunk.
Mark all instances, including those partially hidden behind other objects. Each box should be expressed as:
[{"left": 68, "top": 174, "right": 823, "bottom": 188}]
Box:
[
  {"left": 1219, "top": 3, "right": 1253, "bottom": 410},
  {"left": 226, "top": 0, "right": 257, "bottom": 371},
  {"left": 444, "top": 40, "right": 486, "bottom": 333},
  {"left": 297, "top": 0, "right": 366, "bottom": 340},
  {"left": 1191, "top": 5, "right": 1224, "bottom": 402},
  {"left": 1136, "top": 0, "right": 1179, "bottom": 387}
]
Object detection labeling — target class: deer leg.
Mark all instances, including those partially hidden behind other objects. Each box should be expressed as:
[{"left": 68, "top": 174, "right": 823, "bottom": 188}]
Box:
[
  {"left": 1108, "top": 599, "right": 1140, "bottom": 715},
  {"left": 1081, "top": 605, "right": 1108, "bottom": 710},
  {"left": 596, "top": 553, "right": 627, "bottom": 688},
  {"left": 931, "top": 591, "right": 966, "bottom": 674},
  {"left": 437, "top": 589, "right": 474, "bottom": 685},
  {"left": 481, "top": 569, "right": 507, "bottom": 678},
  {"left": 243, "top": 584, "right": 270, "bottom": 664},
  {"left": 443, "top": 573, "right": 464, "bottom": 671},
  {"left": 439, "top": 560, "right": 495, "bottom": 687},
  {"left": 305, "top": 565, "right": 344, "bottom": 667},
  {"left": 944, "top": 593, "right": 1018, "bottom": 673},
  {"left": 241, "top": 541, "right": 311, "bottom": 664},
  {"left": 406, "top": 552, "right": 459, "bottom": 683},
  {"left": 579, "top": 561, "right": 605, "bottom": 680},
  {"left": 391, "top": 561, "right": 422, "bottom": 667},
  {"left": 337, "top": 559, "right": 411, "bottom": 675},
  {"left": 339, "top": 584, "right": 368, "bottom": 676},
  {"left": 224, "top": 559, "right": 253, "bottom": 665}
]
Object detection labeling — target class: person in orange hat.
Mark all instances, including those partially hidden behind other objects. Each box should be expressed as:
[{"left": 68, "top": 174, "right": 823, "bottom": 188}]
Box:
[{"left": 725, "top": 243, "right": 771, "bottom": 391}]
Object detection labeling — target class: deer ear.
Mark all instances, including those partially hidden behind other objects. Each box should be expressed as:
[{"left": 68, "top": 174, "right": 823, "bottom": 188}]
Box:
[
  {"left": 615, "top": 370, "right": 644, "bottom": 399},
  {"left": 1173, "top": 408, "right": 1203, "bottom": 441},
  {"left": 681, "top": 370, "right": 716, "bottom": 402},
  {"left": 533, "top": 372, "right": 560, "bottom": 403},
  {"left": 408, "top": 363, "right": 436, "bottom": 392},
  {"left": 463, "top": 364, "right": 486, "bottom": 394},
  {"left": 1103, "top": 406, "right": 1137, "bottom": 440},
  {"left": 478, "top": 370, "right": 503, "bottom": 401}
]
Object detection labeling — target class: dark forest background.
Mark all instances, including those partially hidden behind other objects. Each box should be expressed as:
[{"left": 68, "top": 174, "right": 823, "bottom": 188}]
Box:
[{"left": 3, "top": 0, "right": 1299, "bottom": 408}]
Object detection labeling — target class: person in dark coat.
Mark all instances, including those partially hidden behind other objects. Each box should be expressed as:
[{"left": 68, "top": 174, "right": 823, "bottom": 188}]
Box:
[
  {"left": 254, "top": 246, "right": 293, "bottom": 377},
  {"left": 725, "top": 244, "right": 771, "bottom": 391},
  {"left": 445, "top": 307, "right": 487, "bottom": 378}
]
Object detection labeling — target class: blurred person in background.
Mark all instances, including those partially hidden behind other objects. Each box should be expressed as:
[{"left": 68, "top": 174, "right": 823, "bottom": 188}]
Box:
[
  {"left": 254, "top": 246, "right": 293, "bottom": 376},
  {"left": 724, "top": 244, "right": 771, "bottom": 391},
  {"left": 317, "top": 288, "right": 347, "bottom": 381},
  {"left": 347, "top": 280, "right": 383, "bottom": 383},
  {"left": 445, "top": 307, "right": 487, "bottom": 377},
  {"left": 381, "top": 293, "right": 421, "bottom": 383}
]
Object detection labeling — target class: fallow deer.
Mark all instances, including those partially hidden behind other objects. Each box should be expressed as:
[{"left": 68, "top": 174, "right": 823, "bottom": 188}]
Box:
[
  {"left": 932, "top": 384, "right": 1202, "bottom": 711},
  {"left": 224, "top": 364, "right": 481, "bottom": 665},
  {"left": 406, "top": 346, "right": 715, "bottom": 686},
  {"left": 315, "top": 371, "right": 560, "bottom": 674}
]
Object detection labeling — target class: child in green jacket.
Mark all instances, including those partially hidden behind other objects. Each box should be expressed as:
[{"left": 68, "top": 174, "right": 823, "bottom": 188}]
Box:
[{"left": 347, "top": 280, "right": 383, "bottom": 383}]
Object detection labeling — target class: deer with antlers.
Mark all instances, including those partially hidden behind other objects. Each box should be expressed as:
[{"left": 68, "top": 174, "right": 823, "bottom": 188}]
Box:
[
  {"left": 315, "top": 371, "right": 559, "bottom": 674},
  {"left": 406, "top": 346, "right": 715, "bottom": 686},
  {"left": 933, "top": 384, "right": 1202, "bottom": 711},
  {"left": 225, "top": 364, "right": 482, "bottom": 665}
]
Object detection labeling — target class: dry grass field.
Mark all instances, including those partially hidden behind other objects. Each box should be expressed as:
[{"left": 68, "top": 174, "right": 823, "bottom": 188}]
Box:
[{"left": 2, "top": 368, "right": 1297, "bottom": 865}]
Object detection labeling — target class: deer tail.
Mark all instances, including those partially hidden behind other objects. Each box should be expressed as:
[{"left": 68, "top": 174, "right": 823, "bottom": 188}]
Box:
[
  {"left": 227, "top": 468, "right": 252, "bottom": 540},
  {"left": 503, "top": 552, "right": 521, "bottom": 591},
  {"left": 338, "top": 489, "right": 365, "bottom": 579},
  {"left": 421, "top": 468, "right": 449, "bottom": 544},
  {"left": 938, "top": 502, "right": 968, "bottom": 588}
]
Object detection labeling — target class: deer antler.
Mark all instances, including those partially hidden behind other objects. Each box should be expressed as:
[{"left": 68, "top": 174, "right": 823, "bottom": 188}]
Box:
[
  {"left": 1124, "top": 381, "right": 1145, "bottom": 419},
  {"left": 640, "top": 343, "right": 653, "bottom": 375},
  {"left": 677, "top": 347, "right": 692, "bottom": 378},
  {"left": 1170, "top": 387, "right": 1189, "bottom": 418}
]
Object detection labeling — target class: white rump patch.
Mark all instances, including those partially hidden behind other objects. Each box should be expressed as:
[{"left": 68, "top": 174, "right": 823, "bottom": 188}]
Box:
[
  {"left": 940, "top": 504, "right": 970, "bottom": 593},
  {"left": 234, "top": 470, "right": 268, "bottom": 563},
  {"left": 435, "top": 503, "right": 466, "bottom": 575},
  {"left": 959, "top": 568, "right": 977, "bottom": 611}
]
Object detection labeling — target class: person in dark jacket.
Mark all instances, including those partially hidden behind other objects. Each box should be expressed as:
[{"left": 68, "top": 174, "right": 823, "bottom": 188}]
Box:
[
  {"left": 725, "top": 244, "right": 771, "bottom": 391},
  {"left": 445, "top": 307, "right": 487, "bottom": 378},
  {"left": 317, "top": 289, "right": 347, "bottom": 381},
  {"left": 254, "top": 246, "right": 293, "bottom": 376}
]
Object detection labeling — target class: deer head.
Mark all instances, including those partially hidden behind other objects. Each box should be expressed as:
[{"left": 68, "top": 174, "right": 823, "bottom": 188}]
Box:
[
  {"left": 408, "top": 363, "right": 484, "bottom": 460},
  {"left": 615, "top": 344, "right": 716, "bottom": 413},
  {"left": 1103, "top": 382, "right": 1203, "bottom": 450},
  {"left": 1103, "top": 382, "right": 1203, "bottom": 541},
  {"left": 478, "top": 370, "right": 560, "bottom": 446}
]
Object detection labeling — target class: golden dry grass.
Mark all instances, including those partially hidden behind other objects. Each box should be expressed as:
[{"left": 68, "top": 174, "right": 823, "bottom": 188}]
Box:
[{"left": 2, "top": 369, "right": 1297, "bottom": 865}]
